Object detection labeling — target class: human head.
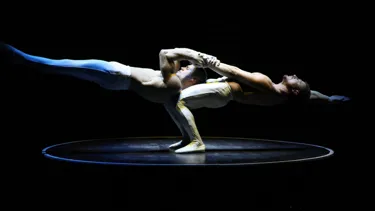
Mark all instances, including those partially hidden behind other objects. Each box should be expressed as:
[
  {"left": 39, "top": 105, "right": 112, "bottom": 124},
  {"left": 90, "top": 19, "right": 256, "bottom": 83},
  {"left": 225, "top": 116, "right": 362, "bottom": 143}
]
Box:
[
  {"left": 282, "top": 74, "right": 311, "bottom": 103},
  {"left": 176, "top": 64, "right": 207, "bottom": 89}
]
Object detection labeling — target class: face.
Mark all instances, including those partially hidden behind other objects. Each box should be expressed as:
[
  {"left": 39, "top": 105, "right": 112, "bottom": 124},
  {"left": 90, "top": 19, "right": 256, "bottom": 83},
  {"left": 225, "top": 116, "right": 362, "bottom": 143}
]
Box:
[
  {"left": 176, "top": 65, "right": 196, "bottom": 81},
  {"left": 282, "top": 74, "right": 306, "bottom": 93}
]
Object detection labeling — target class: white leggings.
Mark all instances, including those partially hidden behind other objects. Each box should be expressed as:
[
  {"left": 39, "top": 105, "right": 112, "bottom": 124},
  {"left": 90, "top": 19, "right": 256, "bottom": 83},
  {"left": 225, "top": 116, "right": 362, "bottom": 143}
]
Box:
[
  {"left": 164, "top": 82, "right": 233, "bottom": 142},
  {"left": 179, "top": 82, "right": 233, "bottom": 109},
  {"left": 4, "top": 44, "right": 131, "bottom": 90}
]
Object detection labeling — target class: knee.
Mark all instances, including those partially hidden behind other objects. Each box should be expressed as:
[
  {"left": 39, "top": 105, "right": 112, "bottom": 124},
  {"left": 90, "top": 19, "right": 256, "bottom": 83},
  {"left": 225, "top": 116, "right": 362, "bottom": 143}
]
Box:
[
  {"left": 109, "top": 61, "right": 120, "bottom": 65},
  {"left": 109, "top": 61, "right": 126, "bottom": 70},
  {"left": 108, "top": 61, "right": 131, "bottom": 76},
  {"left": 109, "top": 61, "right": 127, "bottom": 68}
]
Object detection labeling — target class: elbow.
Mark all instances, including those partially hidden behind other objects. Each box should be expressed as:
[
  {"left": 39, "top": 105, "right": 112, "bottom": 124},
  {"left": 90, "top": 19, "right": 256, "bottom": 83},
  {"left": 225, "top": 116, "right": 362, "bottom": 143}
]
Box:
[
  {"left": 159, "top": 50, "right": 170, "bottom": 62},
  {"left": 159, "top": 49, "right": 168, "bottom": 56},
  {"left": 160, "top": 49, "right": 174, "bottom": 56},
  {"left": 160, "top": 49, "right": 173, "bottom": 60}
]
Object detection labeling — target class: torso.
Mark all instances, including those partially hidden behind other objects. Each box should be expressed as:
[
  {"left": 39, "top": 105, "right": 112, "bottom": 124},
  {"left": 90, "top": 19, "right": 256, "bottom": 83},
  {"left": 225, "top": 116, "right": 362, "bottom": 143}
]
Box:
[
  {"left": 128, "top": 66, "right": 182, "bottom": 103},
  {"left": 227, "top": 79, "right": 286, "bottom": 106}
]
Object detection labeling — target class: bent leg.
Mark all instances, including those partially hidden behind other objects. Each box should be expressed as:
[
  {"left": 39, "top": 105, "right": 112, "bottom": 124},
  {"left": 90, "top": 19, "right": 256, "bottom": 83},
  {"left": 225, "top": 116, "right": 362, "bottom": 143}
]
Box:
[
  {"left": 4, "top": 44, "right": 131, "bottom": 90},
  {"left": 164, "top": 102, "right": 191, "bottom": 150},
  {"left": 171, "top": 100, "right": 205, "bottom": 153},
  {"left": 165, "top": 83, "right": 233, "bottom": 153}
]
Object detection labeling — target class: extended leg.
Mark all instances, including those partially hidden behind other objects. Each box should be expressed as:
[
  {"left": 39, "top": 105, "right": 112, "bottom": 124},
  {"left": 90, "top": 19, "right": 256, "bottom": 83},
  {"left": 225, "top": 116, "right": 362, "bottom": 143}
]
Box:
[{"left": 3, "top": 44, "right": 131, "bottom": 90}]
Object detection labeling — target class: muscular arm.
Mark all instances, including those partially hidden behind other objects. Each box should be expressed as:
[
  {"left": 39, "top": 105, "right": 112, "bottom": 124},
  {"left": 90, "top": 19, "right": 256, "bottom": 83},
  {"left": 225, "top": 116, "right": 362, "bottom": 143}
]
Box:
[
  {"left": 207, "top": 62, "right": 276, "bottom": 93},
  {"left": 159, "top": 48, "right": 202, "bottom": 82}
]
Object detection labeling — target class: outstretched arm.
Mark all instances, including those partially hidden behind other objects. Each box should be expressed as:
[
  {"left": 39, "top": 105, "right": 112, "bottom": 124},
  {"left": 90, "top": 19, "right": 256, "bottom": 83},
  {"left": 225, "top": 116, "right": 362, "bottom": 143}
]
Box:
[
  {"left": 197, "top": 53, "right": 276, "bottom": 92},
  {"left": 310, "top": 90, "right": 330, "bottom": 102},
  {"left": 310, "top": 90, "right": 351, "bottom": 104},
  {"left": 207, "top": 62, "right": 276, "bottom": 93},
  {"left": 159, "top": 48, "right": 204, "bottom": 81}
]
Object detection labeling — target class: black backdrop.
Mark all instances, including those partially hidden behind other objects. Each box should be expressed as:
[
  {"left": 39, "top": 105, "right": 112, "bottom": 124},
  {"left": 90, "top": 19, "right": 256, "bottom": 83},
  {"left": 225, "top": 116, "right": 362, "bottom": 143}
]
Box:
[{"left": 1, "top": 16, "right": 357, "bottom": 209}]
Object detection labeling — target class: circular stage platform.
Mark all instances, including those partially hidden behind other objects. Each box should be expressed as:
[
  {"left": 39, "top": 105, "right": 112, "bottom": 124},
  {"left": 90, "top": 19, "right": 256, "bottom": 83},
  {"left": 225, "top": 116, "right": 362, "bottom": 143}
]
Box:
[{"left": 42, "top": 137, "right": 334, "bottom": 166}]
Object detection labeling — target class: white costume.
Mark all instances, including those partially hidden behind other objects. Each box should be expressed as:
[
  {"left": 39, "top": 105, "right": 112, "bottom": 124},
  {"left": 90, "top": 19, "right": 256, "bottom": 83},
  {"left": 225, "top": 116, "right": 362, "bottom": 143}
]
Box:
[
  {"left": 179, "top": 78, "right": 233, "bottom": 109},
  {"left": 3, "top": 44, "right": 132, "bottom": 90},
  {"left": 165, "top": 78, "right": 234, "bottom": 153}
]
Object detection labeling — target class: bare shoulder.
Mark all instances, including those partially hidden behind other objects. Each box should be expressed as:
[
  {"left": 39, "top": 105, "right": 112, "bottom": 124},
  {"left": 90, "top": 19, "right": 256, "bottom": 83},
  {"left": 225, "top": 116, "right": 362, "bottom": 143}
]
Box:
[
  {"left": 164, "top": 74, "right": 182, "bottom": 90},
  {"left": 252, "top": 72, "right": 272, "bottom": 80},
  {"left": 252, "top": 72, "right": 275, "bottom": 88}
]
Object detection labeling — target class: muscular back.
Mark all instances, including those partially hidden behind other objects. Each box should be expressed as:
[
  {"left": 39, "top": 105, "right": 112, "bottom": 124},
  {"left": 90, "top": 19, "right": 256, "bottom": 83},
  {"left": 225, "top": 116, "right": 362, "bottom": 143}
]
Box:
[{"left": 128, "top": 66, "right": 182, "bottom": 103}]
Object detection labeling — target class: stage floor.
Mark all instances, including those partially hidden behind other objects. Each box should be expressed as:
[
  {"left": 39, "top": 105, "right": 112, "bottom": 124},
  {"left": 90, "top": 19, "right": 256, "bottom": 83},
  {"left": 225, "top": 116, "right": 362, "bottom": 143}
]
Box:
[
  {"left": 39, "top": 137, "right": 339, "bottom": 209},
  {"left": 42, "top": 136, "right": 333, "bottom": 166}
]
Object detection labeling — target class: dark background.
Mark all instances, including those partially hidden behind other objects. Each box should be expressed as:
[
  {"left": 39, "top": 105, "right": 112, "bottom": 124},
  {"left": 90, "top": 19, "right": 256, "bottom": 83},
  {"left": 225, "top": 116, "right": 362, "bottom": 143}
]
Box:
[{"left": 1, "top": 13, "right": 357, "bottom": 210}]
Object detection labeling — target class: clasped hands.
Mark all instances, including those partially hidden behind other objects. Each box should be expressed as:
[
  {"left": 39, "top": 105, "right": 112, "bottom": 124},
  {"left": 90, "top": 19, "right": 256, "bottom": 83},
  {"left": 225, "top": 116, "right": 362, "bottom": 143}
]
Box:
[{"left": 193, "top": 52, "right": 220, "bottom": 68}]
